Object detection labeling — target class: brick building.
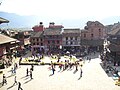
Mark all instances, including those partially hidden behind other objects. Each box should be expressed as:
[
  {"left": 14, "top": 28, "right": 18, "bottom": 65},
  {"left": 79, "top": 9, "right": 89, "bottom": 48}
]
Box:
[
  {"left": 81, "top": 21, "right": 105, "bottom": 52},
  {"left": 106, "top": 27, "right": 120, "bottom": 66},
  {"left": 62, "top": 28, "right": 81, "bottom": 54},
  {"left": 30, "top": 31, "right": 44, "bottom": 54},
  {"left": 43, "top": 28, "right": 63, "bottom": 54},
  {"left": 48, "top": 22, "right": 64, "bottom": 29},
  {"left": 32, "top": 22, "right": 44, "bottom": 32},
  {"left": 0, "top": 34, "right": 19, "bottom": 68},
  {"left": 31, "top": 22, "right": 63, "bottom": 54},
  {"left": 30, "top": 21, "right": 106, "bottom": 55}
]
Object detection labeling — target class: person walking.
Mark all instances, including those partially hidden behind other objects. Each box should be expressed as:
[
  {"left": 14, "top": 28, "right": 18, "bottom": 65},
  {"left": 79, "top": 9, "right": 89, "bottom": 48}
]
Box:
[
  {"left": 59, "top": 63, "right": 62, "bottom": 71},
  {"left": 19, "top": 57, "right": 22, "bottom": 65},
  {"left": 11, "top": 67, "right": 14, "bottom": 74},
  {"left": 89, "top": 57, "right": 91, "bottom": 62},
  {"left": 13, "top": 76, "right": 17, "bottom": 85},
  {"left": 50, "top": 61, "right": 55, "bottom": 75},
  {"left": 75, "top": 62, "right": 78, "bottom": 71},
  {"left": 13, "top": 64, "right": 17, "bottom": 74},
  {"left": 52, "top": 67, "right": 55, "bottom": 75},
  {"left": 14, "top": 67, "right": 16, "bottom": 74},
  {"left": 2, "top": 74, "right": 7, "bottom": 86},
  {"left": 30, "top": 69, "right": 33, "bottom": 79},
  {"left": 31, "top": 65, "right": 34, "bottom": 71},
  {"left": 18, "top": 82, "right": 23, "bottom": 90},
  {"left": 26, "top": 68, "right": 29, "bottom": 76},
  {"left": 80, "top": 69, "right": 83, "bottom": 78}
]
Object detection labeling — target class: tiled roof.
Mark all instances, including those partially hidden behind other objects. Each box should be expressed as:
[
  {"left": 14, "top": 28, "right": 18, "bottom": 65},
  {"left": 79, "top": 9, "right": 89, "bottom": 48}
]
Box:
[
  {"left": 0, "top": 34, "right": 17, "bottom": 44},
  {"left": 63, "top": 28, "right": 80, "bottom": 34},
  {"left": 49, "top": 25, "right": 64, "bottom": 29},
  {"left": 31, "top": 31, "right": 43, "bottom": 38},
  {"left": 43, "top": 29, "right": 62, "bottom": 35},
  {"left": 86, "top": 21, "right": 104, "bottom": 27},
  {"left": 81, "top": 29, "right": 89, "bottom": 33},
  {"left": 108, "top": 27, "right": 120, "bottom": 35},
  {"left": 0, "top": 17, "right": 9, "bottom": 24}
]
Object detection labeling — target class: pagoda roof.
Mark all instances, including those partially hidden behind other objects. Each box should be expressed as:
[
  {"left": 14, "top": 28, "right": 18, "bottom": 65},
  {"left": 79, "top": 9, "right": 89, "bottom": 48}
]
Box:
[
  {"left": 0, "top": 34, "right": 17, "bottom": 45},
  {"left": 0, "top": 17, "right": 9, "bottom": 24}
]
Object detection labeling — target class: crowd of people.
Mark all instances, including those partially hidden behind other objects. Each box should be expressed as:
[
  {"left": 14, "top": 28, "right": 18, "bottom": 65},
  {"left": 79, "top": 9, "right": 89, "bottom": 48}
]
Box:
[
  {"left": 47, "top": 54, "right": 85, "bottom": 79},
  {"left": 1, "top": 53, "right": 85, "bottom": 90},
  {"left": 1, "top": 50, "right": 120, "bottom": 89},
  {"left": 1, "top": 64, "right": 34, "bottom": 90}
]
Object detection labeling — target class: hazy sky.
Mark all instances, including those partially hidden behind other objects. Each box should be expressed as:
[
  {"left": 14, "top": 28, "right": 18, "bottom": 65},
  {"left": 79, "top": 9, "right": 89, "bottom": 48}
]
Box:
[{"left": 0, "top": 0, "right": 120, "bottom": 28}]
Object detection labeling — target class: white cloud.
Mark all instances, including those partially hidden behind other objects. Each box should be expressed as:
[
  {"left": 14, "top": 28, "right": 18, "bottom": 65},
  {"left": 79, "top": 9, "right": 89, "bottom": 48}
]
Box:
[{"left": 0, "top": 0, "right": 120, "bottom": 20}]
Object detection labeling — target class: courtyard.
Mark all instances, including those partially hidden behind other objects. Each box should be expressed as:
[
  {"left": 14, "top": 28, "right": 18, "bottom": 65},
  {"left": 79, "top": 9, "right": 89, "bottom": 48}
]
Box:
[{"left": 0, "top": 53, "right": 120, "bottom": 90}]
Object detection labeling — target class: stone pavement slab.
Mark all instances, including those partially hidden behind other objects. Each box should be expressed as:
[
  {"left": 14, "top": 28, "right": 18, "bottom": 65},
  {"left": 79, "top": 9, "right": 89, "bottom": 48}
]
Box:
[{"left": 0, "top": 57, "right": 120, "bottom": 90}]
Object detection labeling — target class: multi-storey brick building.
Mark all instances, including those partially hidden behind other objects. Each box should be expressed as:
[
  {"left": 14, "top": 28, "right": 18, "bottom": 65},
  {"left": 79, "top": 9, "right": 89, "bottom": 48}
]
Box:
[
  {"left": 30, "top": 21, "right": 106, "bottom": 55},
  {"left": 30, "top": 31, "right": 44, "bottom": 54},
  {"left": 106, "top": 27, "right": 120, "bottom": 66},
  {"left": 62, "top": 28, "right": 81, "bottom": 54},
  {"left": 43, "top": 28, "right": 63, "bottom": 54},
  {"left": 0, "top": 17, "right": 19, "bottom": 68},
  {"left": 31, "top": 22, "right": 63, "bottom": 54},
  {"left": 0, "top": 34, "right": 20, "bottom": 68},
  {"left": 32, "top": 22, "right": 44, "bottom": 32},
  {"left": 13, "top": 31, "right": 31, "bottom": 46},
  {"left": 81, "top": 21, "right": 105, "bottom": 52}
]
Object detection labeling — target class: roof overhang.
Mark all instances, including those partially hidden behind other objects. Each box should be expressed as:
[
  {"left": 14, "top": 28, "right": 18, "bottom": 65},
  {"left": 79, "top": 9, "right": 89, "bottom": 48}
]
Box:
[{"left": 0, "top": 17, "right": 9, "bottom": 24}]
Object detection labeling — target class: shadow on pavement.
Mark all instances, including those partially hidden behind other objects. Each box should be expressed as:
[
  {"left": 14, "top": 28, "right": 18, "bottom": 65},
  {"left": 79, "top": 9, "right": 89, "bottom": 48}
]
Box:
[
  {"left": 49, "top": 74, "right": 54, "bottom": 77},
  {"left": 85, "top": 52, "right": 100, "bottom": 60},
  {"left": 24, "top": 79, "right": 32, "bottom": 84},
  {"left": 7, "top": 84, "right": 14, "bottom": 90},
  {"left": 7, "top": 82, "right": 18, "bottom": 89},
  {"left": 24, "top": 76, "right": 30, "bottom": 80},
  {"left": 78, "top": 77, "right": 82, "bottom": 80},
  {"left": 7, "top": 74, "right": 15, "bottom": 78},
  {"left": 8, "top": 70, "right": 12, "bottom": 73},
  {"left": 73, "top": 70, "right": 78, "bottom": 74},
  {"left": 0, "top": 82, "right": 3, "bottom": 88},
  {"left": 21, "top": 76, "right": 27, "bottom": 79}
]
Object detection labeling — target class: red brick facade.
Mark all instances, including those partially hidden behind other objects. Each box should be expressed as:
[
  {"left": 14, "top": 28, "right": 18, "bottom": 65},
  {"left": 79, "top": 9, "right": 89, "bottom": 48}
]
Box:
[
  {"left": 32, "top": 22, "right": 44, "bottom": 32},
  {"left": 81, "top": 21, "right": 105, "bottom": 40}
]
